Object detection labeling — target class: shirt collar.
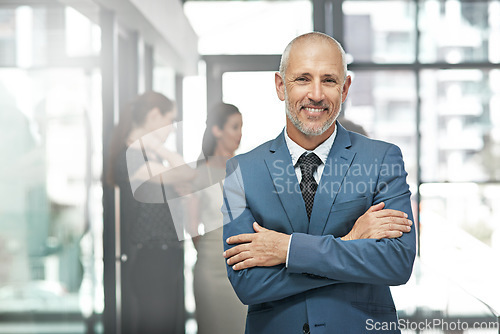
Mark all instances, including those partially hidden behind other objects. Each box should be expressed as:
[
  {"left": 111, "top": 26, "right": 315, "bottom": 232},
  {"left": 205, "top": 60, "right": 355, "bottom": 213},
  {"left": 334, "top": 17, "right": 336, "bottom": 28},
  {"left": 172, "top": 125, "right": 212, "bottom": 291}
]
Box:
[{"left": 284, "top": 124, "right": 337, "bottom": 167}]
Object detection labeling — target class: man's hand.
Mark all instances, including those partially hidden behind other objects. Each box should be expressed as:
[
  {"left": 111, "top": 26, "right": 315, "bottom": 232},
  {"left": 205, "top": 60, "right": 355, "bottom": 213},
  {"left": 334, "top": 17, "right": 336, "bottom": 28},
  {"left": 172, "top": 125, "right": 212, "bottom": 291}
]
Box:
[
  {"left": 223, "top": 222, "right": 290, "bottom": 271},
  {"left": 341, "top": 202, "right": 412, "bottom": 241}
]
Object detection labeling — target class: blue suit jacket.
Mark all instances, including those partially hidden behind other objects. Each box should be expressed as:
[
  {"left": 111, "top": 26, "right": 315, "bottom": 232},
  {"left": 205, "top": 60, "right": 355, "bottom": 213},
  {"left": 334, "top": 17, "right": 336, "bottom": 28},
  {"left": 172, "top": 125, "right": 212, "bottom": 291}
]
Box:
[{"left": 222, "top": 122, "right": 416, "bottom": 334}]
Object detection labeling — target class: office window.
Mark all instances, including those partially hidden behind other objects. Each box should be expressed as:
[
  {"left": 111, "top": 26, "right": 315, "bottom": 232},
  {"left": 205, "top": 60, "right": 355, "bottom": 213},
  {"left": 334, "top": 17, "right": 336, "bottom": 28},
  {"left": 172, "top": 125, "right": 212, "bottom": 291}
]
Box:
[
  {"left": 420, "top": 69, "right": 499, "bottom": 183},
  {"left": 419, "top": 0, "right": 500, "bottom": 63},
  {"left": 343, "top": 0, "right": 416, "bottom": 63}
]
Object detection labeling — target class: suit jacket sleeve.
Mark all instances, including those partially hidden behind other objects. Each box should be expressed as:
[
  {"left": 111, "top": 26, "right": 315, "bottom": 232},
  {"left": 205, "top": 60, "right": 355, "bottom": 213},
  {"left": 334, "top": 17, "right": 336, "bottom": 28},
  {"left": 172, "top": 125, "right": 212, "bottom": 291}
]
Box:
[
  {"left": 222, "top": 158, "right": 339, "bottom": 305},
  {"left": 287, "top": 144, "right": 416, "bottom": 285}
]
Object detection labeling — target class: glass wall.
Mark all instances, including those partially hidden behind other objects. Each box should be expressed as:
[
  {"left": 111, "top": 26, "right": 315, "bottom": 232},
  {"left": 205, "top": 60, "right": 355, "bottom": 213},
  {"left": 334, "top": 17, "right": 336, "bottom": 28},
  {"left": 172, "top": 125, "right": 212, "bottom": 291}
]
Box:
[
  {"left": 419, "top": 0, "right": 500, "bottom": 63},
  {"left": 420, "top": 69, "right": 499, "bottom": 182},
  {"left": 343, "top": 0, "right": 500, "bottom": 328},
  {"left": 0, "top": 5, "right": 103, "bottom": 334},
  {"left": 343, "top": 0, "right": 416, "bottom": 63}
]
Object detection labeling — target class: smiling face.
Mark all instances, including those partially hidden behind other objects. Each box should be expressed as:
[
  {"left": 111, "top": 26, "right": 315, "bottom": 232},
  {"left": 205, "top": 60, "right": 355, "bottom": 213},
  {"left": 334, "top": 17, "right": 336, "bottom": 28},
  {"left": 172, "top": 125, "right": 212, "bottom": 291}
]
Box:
[{"left": 275, "top": 36, "right": 351, "bottom": 147}]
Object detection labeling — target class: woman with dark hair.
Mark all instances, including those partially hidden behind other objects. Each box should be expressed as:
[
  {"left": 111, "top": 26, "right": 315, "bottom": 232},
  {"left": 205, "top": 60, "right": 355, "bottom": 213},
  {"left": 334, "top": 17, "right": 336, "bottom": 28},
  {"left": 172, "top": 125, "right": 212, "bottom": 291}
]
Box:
[
  {"left": 107, "top": 91, "right": 194, "bottom": 334},
  {"left": 193, "top": 102, "right": 246, "bottom": 334}
]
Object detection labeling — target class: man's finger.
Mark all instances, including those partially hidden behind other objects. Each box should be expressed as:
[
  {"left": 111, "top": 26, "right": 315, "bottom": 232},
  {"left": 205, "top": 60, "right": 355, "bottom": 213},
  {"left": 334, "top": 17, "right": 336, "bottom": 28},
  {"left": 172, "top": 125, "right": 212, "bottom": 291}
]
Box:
[
  {"left": 233, "top": 258, "right": 257, "bottom": 271},
  {"left": 366, "top": 202, "right": 384, "bottom": 213},
  {"left": 223, "top": 244, "right": 249, "bottom": 258},
  {"left": 373, "top": 230, "right": 404, "bottom": 240},
  {"left": 226, "top": 233, "right": 255, "bottom": 245},
  {"left": 380, "top": 217, "right": 412, "bottom": 228},
  {"left": 383, "top": 221, "right": 412, "bottom": 233},
  {"left": 226, "top": 251, "right": 251, "bottom": 266},
  {"left": 375, "top": 209, "right": 408, "bottom": 219},
  {"left": 253, "top": 222, "right": 267, "bottom": 232}
]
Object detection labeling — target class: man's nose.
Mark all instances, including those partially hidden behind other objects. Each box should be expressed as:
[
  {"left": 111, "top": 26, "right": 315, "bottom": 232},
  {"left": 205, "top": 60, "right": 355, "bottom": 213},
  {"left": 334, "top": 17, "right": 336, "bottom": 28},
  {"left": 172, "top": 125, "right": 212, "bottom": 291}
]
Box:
[{"left": 307, "top": 80, "right": 324, "bottom": 102}]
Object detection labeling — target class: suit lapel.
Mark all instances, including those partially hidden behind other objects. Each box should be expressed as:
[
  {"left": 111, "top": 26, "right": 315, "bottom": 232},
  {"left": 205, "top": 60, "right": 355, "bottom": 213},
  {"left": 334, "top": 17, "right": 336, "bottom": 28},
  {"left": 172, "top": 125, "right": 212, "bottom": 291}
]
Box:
[
  {"left": 264, "top": 131, "right": 309, "bottom": 233},
  {"left": 308, "top": 123, "right": 356, "bottom": 235}
]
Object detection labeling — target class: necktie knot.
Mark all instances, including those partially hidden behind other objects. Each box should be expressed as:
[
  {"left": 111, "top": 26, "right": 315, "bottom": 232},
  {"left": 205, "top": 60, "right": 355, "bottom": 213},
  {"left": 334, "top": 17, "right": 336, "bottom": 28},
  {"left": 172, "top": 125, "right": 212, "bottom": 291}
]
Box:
[{"left": 296, "top": 152, "right": 322, "bottom": 176}]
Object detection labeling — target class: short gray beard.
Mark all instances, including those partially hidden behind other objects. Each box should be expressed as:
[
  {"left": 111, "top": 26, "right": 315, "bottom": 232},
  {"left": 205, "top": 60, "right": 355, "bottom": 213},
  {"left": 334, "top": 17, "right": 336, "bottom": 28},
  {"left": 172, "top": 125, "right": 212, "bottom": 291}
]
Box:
[{"left": 284, "top": 89, "right": 338, "bottom": 136}]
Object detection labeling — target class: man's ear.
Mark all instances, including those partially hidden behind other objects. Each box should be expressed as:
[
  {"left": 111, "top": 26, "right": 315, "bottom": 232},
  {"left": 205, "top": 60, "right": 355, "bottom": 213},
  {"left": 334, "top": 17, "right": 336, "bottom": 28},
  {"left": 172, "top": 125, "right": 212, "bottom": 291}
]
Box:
[
  {"left": 275, "top": 72, "right": 285, "bottom": 101},
  {"left": 342, "top": 75, "right": 352, "bottom": 103}
]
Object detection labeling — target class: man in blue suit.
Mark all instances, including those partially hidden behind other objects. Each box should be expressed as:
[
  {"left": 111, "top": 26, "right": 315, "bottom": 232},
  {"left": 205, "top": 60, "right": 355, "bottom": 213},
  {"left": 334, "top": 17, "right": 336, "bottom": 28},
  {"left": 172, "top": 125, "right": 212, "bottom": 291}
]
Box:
[{"left": 222, "top": 32, "right": 416, "bottom": 334}]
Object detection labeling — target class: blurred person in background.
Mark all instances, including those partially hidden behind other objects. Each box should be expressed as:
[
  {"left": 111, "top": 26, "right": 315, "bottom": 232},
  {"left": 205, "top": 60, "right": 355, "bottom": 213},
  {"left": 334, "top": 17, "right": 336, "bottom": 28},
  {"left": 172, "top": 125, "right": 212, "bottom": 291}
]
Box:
[
  {"left": 192, "top": 102, "right": 247, "bottom": 334},
  {"left": 107, "top": 91, "right": 194, "bottom": 334}
]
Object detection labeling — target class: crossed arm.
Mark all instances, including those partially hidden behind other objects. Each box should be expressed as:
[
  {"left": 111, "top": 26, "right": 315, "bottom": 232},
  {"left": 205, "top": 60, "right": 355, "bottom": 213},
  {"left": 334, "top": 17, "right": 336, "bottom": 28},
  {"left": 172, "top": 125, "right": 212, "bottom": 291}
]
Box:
[{"left": 224, "top": 201, "right": 413, "bottom": 271}]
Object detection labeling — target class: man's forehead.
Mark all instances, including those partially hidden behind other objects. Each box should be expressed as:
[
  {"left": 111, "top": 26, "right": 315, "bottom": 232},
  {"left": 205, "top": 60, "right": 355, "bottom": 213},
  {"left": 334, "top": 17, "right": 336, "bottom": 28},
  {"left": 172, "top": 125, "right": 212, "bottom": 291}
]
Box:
[
  {"left": 289, "top": 39, "right": 340, "bottom": 60},
  {"left": 287, "top": 39, "right": 343, "bottom": 74},
  {"left": 291, "top": 37, "right": 339, "bottom": 53}
]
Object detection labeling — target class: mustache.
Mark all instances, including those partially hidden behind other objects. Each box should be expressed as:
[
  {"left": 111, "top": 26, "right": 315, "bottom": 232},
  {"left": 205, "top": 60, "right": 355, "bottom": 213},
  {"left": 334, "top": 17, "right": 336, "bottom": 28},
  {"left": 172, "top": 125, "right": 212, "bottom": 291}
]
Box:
[{"left": 301, "top": 100, "right": 329, "bottom": 109}]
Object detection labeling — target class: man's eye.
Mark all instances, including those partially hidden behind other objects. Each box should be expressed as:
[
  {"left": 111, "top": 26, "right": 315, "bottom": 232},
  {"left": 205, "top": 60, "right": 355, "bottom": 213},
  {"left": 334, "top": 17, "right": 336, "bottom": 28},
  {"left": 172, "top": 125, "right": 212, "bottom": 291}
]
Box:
[
  {"left": 296, "top": 77, "right": 307, "bottom": 82},
  {"left": 325, "top": 79, "right": 336, "bottom": 83}
]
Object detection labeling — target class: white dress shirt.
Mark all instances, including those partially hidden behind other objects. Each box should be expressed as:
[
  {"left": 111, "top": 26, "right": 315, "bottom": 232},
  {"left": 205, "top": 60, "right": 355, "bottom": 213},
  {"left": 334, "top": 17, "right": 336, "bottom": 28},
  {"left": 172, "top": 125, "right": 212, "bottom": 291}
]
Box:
[
  {"left": 284, "top": 126, "right": 338, "bottom": 267},
  {"left": 284, "top": 126, "right": 337, "bottom": 183}
]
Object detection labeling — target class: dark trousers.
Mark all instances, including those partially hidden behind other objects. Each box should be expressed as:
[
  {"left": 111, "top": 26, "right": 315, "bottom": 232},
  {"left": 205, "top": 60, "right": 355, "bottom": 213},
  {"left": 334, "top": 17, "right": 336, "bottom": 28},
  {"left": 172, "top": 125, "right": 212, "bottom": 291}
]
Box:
[{"left": 121, "top": 245, "right": 185, "bottom": 334}]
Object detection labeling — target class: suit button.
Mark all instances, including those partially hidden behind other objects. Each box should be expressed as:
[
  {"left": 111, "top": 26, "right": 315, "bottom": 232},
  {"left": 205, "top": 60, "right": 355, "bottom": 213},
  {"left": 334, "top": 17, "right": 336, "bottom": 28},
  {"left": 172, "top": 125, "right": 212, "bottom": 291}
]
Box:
[{"left": 303, "top": 323, "right": 310, "bottom": 334}]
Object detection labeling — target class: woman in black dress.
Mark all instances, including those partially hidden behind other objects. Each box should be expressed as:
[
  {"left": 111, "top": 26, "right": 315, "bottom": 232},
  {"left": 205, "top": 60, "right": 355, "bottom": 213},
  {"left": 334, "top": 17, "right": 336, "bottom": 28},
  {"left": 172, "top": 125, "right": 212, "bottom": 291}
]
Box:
[{"left": 107, "top": 91, "right": 195, "bottom": 334}]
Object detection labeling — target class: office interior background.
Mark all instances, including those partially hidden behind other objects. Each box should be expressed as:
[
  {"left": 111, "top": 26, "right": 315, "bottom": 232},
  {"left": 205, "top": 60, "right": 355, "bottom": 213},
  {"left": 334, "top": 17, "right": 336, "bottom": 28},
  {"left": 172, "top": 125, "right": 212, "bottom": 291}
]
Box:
[{"left": 0, "top": 0, "right": 499, "bottom": 333}]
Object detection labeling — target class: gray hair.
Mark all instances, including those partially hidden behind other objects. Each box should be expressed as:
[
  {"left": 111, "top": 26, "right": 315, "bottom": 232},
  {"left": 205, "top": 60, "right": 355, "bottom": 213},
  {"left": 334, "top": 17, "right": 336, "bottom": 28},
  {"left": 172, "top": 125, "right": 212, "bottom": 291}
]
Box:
[{"left": 279, "top": 32, "right": 348, "bottom": 81}]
